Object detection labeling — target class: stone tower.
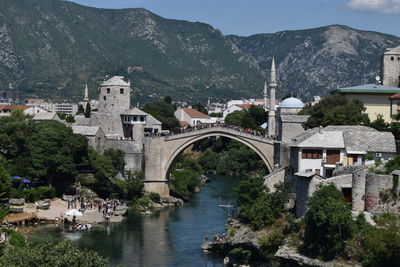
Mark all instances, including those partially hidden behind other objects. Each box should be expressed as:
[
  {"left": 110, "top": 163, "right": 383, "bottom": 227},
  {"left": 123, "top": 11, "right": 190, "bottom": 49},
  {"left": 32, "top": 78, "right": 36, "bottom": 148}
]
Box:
[
  {"left": 263, "top": 81, "right": 268, "bottom": 111},
  {"left": 98, "top": 76, "right": 131, "bottom": 113},
  {"left": 382, "top": 45, "right": 400, "bottom": 88},
  {"left": 268, "top": 58, "right": 277, "bottom": 137}
]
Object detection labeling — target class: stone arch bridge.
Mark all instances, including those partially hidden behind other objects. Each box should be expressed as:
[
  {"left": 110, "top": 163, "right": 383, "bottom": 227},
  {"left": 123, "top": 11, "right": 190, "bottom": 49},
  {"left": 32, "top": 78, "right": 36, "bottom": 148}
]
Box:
[{"left": 143, "top": 126, "right": 281, "bottom": 196}]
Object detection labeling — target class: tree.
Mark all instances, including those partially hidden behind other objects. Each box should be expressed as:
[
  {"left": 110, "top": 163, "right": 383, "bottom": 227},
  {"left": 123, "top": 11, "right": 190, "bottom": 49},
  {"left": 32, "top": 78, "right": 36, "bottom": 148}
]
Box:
[
  {"left": 0, "top": 240, "right": 108, "bottom": 267},
  {"left": 65, "top": 115, "right": 75, "bottom": 123},
  {"left": 0, "top": 156, "right": 11, "bottom": 200},
  {"left": 302, "top": 184, "right": 354, "bottom": 260},
  {"left": 104, "top": 148, "right": 126, "bottom": 175},
  {"left": 84, "top": 102, "right": 91, "bottom": 118},
  {"left": 299, "top": 94, "right": 369, "bottom": 128},
  {"left": 163, "top": 95, "right": 172, "bottom": 104},
  {"left": 193, "top": 102, "right": 208, "bottom": 114},
  {"left": 114, "top": 170, "right": 144, "bottom": 200},
  {"left": 142, "top": 101, "right": 180, "bottom": 132}
]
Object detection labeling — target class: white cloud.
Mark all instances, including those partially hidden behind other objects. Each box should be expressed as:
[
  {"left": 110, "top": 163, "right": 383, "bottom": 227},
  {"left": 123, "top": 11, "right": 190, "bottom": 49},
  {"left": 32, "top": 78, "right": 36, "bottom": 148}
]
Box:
[{"left": 347, "top": 0, "right": 400, "bottom": 14}]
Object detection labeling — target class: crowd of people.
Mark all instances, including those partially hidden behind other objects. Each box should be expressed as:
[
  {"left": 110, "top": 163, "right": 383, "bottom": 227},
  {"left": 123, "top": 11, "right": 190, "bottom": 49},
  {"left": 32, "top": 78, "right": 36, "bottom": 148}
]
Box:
[
  {"left": 145, "top": 123, "right": 273, "bottom": 138},
  {"left": 205, "top": 232, "right": 226, "bottom": 243}
]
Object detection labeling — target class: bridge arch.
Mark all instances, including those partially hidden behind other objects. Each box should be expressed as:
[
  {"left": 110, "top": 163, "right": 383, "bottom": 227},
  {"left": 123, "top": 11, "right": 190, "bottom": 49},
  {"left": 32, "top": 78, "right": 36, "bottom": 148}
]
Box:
[
  {"left": 143, "top": 126, "right": 277, "bottom": 196},
  {"left": 164, "top": 132, "right": 273, "bottom": 179}
]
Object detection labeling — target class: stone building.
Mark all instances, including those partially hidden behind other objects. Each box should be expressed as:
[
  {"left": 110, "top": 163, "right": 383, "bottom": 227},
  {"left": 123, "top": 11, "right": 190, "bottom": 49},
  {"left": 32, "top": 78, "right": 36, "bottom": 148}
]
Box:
[
  {"left": 382, "top": 45, "right": 400, "bottom": 88},
  {"left": 74, "top": 76, "right": 161, "bottom": 170}
]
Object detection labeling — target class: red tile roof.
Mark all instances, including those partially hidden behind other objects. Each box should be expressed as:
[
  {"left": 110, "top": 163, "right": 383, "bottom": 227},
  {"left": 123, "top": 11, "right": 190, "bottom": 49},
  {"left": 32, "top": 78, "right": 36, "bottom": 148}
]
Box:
[
  {"left": 238, "top": 104, "right": 253, "bottom": 109},
  {"left": 0, "top": 105, "right": 29, "bottom": 111},
  {"left": 183, "top": 108, "right": 210, "bottom": 118}
]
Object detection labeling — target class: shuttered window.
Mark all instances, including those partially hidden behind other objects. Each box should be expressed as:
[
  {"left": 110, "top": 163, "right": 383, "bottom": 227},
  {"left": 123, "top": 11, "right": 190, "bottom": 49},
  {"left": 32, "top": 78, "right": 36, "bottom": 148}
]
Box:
[{"left": 301, "top": 149, "right": 323, "bottom": 159}]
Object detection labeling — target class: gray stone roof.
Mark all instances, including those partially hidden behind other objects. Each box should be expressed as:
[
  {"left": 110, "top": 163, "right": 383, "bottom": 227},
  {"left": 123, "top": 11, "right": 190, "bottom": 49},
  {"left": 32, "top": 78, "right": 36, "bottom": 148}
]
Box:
[
  {"left": 101, "top": 76, "right": 130, "bottom": 87},
  {"left": 292, "top": 130, "right": 345, "bottom": 148},
  {"left": 344, "top": 130, "right": 396, "bottom": 153},
  {"left": 33, "top": 112, "right": 57, "bottom": 121},
  {"left": 291, "top": 125, "right": 396, "bottom": 153},
  {"left": 72, "top": 126, "right": 101, "bottom": 136},
  {"left": 74, "top": 115, "right": 91, "bottom": 126},
  {"left": 146, "top": 114, "right": 162, "bottom": 126},
  {"left": 120, "top": 108, "right": 148, "bottom": 116},
  {"left": 280, "top": 115, "right": 309, "bottom": 123}
]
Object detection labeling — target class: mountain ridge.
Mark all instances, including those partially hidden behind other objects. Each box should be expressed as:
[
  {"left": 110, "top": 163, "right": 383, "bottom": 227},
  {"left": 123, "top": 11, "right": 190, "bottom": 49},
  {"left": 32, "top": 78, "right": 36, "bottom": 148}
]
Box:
[{"left": 0, "top": 0, "right": 399, "bottom": 102}]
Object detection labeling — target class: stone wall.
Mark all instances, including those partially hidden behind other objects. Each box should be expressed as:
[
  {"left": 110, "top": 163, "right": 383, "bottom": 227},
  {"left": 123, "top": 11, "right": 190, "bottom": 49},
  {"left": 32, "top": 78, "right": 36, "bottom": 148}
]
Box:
[
  {"left": 382, "top": 51, "right": 400, "bottom": 87},
  {"left": 104, "top": 139, "right": 143, "bottom": 171},
  {"left": 365, "top": 173, "right": 400, "bottom": 213},
  {"left": 296, "top": 174, "right": 352, "bottom": 217}
]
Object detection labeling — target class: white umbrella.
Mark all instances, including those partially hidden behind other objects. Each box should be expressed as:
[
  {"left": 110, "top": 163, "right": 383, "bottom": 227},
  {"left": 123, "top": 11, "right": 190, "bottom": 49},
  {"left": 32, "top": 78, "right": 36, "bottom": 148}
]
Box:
[{"left": 65, "top": 209, "right": 83, "bottom": 216}]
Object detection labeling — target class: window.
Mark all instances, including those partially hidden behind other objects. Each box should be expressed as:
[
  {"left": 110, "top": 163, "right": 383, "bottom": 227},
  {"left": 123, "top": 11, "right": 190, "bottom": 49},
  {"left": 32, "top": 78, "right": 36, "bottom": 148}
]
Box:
[
  {"left": 326, "top": 150, "right": 340, "bottom": 164},
  {"left": 103, "top": 96, "right": 106, "bottom": 101},
  {"left": 133, "top": 116, "right": 137, "bottom": 122},
  {"left": 140, "top": 116, "right": 145, "bottom": 122},
  {"left": 391, "top": 56, "right": 395, "bottom": 61},
  {"left": 315, "top": 169, "right": 320, "bottom": 175},
  {"left": 120, "top": 88, "right": 124, "bottom": 94},
  {"left": 301, "top": 149, "right": 323, "bottom": 159},
  {"left": 106, "top": 88, "right": 110, "bottom": 94}
]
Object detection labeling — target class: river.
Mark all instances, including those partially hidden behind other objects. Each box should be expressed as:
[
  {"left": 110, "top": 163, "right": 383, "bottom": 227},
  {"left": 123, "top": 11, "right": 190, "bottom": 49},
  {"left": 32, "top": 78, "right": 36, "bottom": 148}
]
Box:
[{"left": 29, "top": 174, "right": 242, "bottom": 267}]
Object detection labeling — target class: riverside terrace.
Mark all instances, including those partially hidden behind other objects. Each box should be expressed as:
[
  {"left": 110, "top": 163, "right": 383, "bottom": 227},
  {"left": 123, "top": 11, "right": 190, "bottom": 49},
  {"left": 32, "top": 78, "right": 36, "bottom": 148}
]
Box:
[{"left": 142, "top": 125, "right": 281, "bottom": 196}]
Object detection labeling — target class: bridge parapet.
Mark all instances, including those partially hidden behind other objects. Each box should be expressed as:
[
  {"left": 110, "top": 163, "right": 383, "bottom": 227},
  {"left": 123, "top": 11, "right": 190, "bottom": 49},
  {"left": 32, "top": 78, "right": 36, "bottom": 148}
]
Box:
[{"left": 146, "top": 126, "right": 277, "bottom": 144}]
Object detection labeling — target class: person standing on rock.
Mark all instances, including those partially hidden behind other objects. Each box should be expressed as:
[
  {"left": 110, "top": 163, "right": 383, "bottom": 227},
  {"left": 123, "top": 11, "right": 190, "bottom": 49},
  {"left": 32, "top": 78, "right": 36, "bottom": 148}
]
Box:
[{"left": 205, "top": 233, "right": 208, "bottom": 242}]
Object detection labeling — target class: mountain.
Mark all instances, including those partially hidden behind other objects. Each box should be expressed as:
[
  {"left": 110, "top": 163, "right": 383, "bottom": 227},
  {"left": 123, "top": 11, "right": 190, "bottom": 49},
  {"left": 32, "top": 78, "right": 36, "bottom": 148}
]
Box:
[
  {"left": 0, "top": 0, "right": 262, "bottom": 102},
  {"left": 0, "top": 0, "right": 399, "bottom": 103},
  {"left": 227, "top": 25, "right": 400, "bottom": 98}
]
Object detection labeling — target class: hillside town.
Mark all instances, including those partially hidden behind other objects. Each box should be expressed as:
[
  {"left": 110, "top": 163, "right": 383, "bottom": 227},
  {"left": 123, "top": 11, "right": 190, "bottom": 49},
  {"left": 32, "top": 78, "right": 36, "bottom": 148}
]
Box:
[{"left": 0, "top": 0, "right": 400, "bottom": 265}]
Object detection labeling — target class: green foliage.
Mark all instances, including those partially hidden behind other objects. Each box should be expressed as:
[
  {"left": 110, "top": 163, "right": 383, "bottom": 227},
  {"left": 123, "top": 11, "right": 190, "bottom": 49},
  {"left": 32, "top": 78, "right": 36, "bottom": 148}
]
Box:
[
  {"left": 113, "top": 170, "right": 144, "bottom": 200},
  {"left": 0, "top": 205, "right": 8, "bottom": 224},
  {"left": 299, "top": 94, "right": 369, "bottom": 128},
  {"left": 164, "top": 96, "right": 172, "bottom": 104},
  {"left": 228, "top": 248, "right": 252, "bottom": 264},
  {"left": 65, "top": 115, "right": 75, "bottom": 123},
  {"left": 197, "top": 138, "right": 267, "bottom": 176},
  {"left": 0, "top": 156, "right": 11, "bottom": 200},
  {"left": 192, "top": 102, "right": 208, "bottom": 114},
  {"left": 236, "top": 177, "right": 291, "bottom": 230},
  {"left": 225, "top": 105, "right": 268, "bottom": 130},
  {"left": 209, "top": 112, "right": 222, "bottom": 118},
  {"left": 302, "top": 184, "right": 354, "bottom": 260},
  {"left": 142, "top": 101, "right": 180, "bottom": 132},
  {"left": 104, "top": 148, "right": 126, "bottom": 175},
  {"left": 0, "top": 240, "right": 108, "bottom": 267},
  {"left": 362, "top": 214, "right": 400, "bottom": 267},
  {"left": 10, "top": 186, "right": 56, "bottom": 202},
  {"left": 84, "top": 102, "right": 91, "bottom": 118},
  {"left": 170, "top": 157, "right": 202, "bottom": 200},
  {"left": 148, "top": 192, "right": 161, "bottom": 203}
]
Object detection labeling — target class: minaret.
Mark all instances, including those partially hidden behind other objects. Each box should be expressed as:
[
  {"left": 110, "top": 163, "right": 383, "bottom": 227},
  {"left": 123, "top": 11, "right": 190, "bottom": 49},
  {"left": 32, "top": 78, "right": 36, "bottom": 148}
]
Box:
[
  {"left": 83, "top": 84, "right": 89, "bottom": 111},
  {"left": 84, "top": 84, "right": 89, "bottom": 102},
  {"left": 268, "top": 58, "right": 277, "bottom": 137},
  {"left": 263, "top": 81, "right": 268, "bottom": 111}
]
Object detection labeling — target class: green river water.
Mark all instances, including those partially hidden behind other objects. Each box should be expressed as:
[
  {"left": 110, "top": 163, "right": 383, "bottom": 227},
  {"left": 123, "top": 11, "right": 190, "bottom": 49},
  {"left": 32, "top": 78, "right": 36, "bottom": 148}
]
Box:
[{"left": 29, "top": 175, "right": 243, "bottom": 267}]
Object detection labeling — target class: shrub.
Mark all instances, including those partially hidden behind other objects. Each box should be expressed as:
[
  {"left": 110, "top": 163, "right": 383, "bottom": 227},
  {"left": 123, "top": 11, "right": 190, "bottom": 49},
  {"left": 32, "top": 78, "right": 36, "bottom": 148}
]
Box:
[
  {"left": 301, "top": 184, "right": 354, "bottom": 260},
  {"left": 0, "top": 240, "right": 108, "bottom": 267},
  {"left": 148, "top": 192, "right": 161, "bottom": 203},
  {"left": 228, "top": 248, "right": 252, "bottom": 264}
]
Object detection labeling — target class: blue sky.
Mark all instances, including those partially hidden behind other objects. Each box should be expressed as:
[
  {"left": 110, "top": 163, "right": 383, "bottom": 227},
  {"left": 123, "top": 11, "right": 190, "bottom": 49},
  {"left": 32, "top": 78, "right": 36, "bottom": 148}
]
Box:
[{"left": 69, "top": 0, "right": 400, "bottom": 37}]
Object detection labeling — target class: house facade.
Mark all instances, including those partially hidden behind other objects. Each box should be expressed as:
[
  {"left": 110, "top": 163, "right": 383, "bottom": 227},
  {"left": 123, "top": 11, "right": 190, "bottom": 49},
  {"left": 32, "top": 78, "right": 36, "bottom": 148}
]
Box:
[{"left": 290, "top": 125, "right": 396, "bottom": 178}]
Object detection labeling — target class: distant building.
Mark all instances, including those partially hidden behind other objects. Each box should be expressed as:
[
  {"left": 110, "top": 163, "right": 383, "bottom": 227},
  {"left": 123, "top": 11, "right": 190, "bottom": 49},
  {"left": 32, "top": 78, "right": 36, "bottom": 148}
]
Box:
[
  {"left": 0, "top": 91, "right": 24, "bottom": 105},
  {"left": 175, "top": 107, "right": 214, "bottom": 127},
  {"left": 339, "top": 84, "right": 400, "bottom": 122},
  {"left": 290, "top": 125, "right": 396, "bottom": 178}
]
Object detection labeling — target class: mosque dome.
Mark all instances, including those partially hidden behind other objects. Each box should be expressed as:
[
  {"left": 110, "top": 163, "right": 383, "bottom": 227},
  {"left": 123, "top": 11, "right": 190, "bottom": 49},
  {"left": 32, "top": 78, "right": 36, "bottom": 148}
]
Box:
[{"left": 280, "top": 97, "right": 304, "bottom": 108}]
